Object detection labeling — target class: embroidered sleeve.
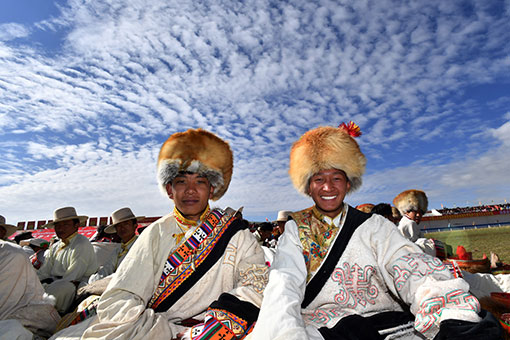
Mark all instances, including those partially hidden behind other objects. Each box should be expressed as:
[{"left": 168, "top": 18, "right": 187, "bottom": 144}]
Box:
[
  {"left": 187, "top": 293, "right": 259, "bottom": 339},
  {"left": 390, "top": 253, "right": 481, "bottom": 338}
]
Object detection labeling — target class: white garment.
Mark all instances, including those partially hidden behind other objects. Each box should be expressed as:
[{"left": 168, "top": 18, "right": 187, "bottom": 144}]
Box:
[
  {"left": 0, "top": 240, "right": 60, "bottom": 338},
  {"left": 88, "top": 236, "right": 138, "bottom": 283},
  {"left": 462, "top": 271, "right": 510, "bottom": 298},
  {"left": 37, "top": 233, "right": 98, "bottom": 313},
  {"left": 52, "top": 211, "right": 268, "bottom": 340},
  {"left": 398, "top": 216, "right": 435, "bottom": 256},
  {"left": 251, "top": 206, "right": 481, "bottom": 340}
]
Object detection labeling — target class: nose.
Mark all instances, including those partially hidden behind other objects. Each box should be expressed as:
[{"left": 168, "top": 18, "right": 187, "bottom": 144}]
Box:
[
  {"left": 185, "top": 182, "right": 197, "bottom": 194},
  {"left": 322, "top": 178, "right": 332, "bottom": 191}
]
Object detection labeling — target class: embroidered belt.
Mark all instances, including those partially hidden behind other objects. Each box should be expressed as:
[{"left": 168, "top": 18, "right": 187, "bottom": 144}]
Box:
[{"left": 148, "top": 209, "right": 235, "bottom": 310}]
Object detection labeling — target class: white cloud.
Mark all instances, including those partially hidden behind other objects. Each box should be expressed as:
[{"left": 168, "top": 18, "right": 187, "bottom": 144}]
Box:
[{"left": 0, "top": 23, "right": 30, "bottom": 41}]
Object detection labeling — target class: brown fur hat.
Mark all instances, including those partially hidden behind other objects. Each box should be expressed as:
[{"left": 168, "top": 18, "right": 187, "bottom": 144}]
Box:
[
  {"left": 289, "top": 125, "right": 366, "bottom": 195},
  {"left": 356, "top": 203, "right": 374, "bottom": 213},
  {"left": 393, "top": 189, "right": 428, "bottom": 215},
  {"left": 157, "top": 129, "right": 233, "bottom": 201}
]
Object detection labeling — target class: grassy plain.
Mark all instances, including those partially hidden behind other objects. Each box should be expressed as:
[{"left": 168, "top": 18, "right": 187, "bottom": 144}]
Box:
[{"left": 426, "top": 225, "right": 510, "bottom": 262}]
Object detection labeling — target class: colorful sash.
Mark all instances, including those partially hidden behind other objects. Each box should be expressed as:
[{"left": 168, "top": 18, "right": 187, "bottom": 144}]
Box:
[{"left": 148, "top": 208, "right": 240, "bottom": 312}]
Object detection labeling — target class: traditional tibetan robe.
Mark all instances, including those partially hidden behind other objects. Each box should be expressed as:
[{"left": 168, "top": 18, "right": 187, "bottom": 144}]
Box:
[
  {"left": 398, "top": 215, "right": 436, "bottom": 256},
  {"left": 88, "top": 235, "right": 138, "bottom": 283},
  {"left": 251, "top": 205, "right": 486, "bottom": 340},
  {"left": 51, "top": 207, "right": 268, "bottom": 340},
  {"left": 0, "top": 240, "right": 60, "bottom": 338},
  {"left": 37, "top": 232, "right": 98, "bottom": 313}
]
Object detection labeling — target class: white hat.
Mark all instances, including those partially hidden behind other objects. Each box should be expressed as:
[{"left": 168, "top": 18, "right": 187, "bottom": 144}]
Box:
[
  {"left": 275, "top": 210, "right": 292, "bottom": 222},
  {"left": 43, "top": 207, "right": 88, "bottom": 228},
  {"left": 105, "top": 207, "right": 144, "bottom": 234},
  {"left": 0, "top": 215, "right": 17, "bottom": 239}
]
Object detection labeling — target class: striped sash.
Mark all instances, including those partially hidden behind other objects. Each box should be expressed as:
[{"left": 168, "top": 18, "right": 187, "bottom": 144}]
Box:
[{"left": 148, "top": 209, "right": 236, "bottom": 311}]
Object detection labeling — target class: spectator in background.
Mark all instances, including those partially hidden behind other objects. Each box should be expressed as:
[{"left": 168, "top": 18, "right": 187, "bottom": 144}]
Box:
[
  {"left": 355, "top": 203, "right": 374, "bottom": 213},
  {"left": 393, "top": 189, "right": 436, "bottom": 256},
  {"left": 255, "top": 222, "right": 275, "bottom": 247},
  {"left": 370, "top": 203, "right": 394, "bottom": 223},
  {"left": 87, "top": 207, "right": 142, "bottom": 285},
  {"left": 27, "top": 238, "right": 50, "bottom": 269},
  {"left": 275, "top": 210, "right": 292, "bottom": 234},
  {"left": 0, "top": 215, "right": 17, "bottom": 241},
  {"left": 391, "top": 205, "right": 402, "bottom": 224},
  {"left": 37, "top": 207, "right": 98, "bottom": 314},
  {"left": 14, "top": 231, "right": 33, "bottom": 245}
]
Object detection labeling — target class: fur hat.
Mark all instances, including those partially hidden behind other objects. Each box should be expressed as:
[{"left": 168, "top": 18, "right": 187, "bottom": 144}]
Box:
[
  {"left": 289, "top": 122, "right": 366, "bottom": 195},
  {"left": 157, "top": 129, "right": 233, "bottom": 201},
  {"left": 43, "top": 207, "right": 88, "bottom": 229},
  {"left": 105, "top": 207, "right": 144, "bottom": 234},
  {"left": 393, "top": 190, "right": 428, "bottom": 215},
  {"left": 0, "top": 215, "right": 17, "bottom": 239},
  {"left": 356, "top": 203, "right": 374, "bottom": 213}
]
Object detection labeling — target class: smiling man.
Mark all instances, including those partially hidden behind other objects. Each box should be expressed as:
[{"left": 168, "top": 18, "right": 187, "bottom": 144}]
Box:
[
  {"left": 56, "top": 128, "right": 269, "bottom": 340},
  {"left": 251, "top": 123, "right": 501, "bottom": 340}
]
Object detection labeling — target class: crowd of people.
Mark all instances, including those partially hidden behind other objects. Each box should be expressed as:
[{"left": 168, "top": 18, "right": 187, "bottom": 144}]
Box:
[
  {"left": 437, "top": 203, "right": 510, "bottom": 215},
  {"left": 1, "top": 123, "right": 508, "bottom": 340}
]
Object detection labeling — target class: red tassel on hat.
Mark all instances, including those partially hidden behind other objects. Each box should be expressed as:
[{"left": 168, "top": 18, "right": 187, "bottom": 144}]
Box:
[{"left": 339, "top": 121, "right": 362, "bottom": 137}]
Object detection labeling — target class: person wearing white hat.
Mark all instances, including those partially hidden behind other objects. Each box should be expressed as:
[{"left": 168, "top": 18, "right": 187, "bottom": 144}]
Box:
[
  {"left": 275, "top": 210, "right": 292, "bottom": 235},
  {"left": 251, "top": 123, "right": 501, "bottom": 340},
  {"left": 0, "top": 233, "right": 60, "bottom": 339},
  {"left": 49, "top": 129, "right": 268, "bottom": 340},
  {"left": 0, "top": 215, "right": 17, "bottom": 241},
  {"left": 37, "top": 207, "right": 98, "bottom": 314},
  {"left": 86, "top": 207, "right": 143, "bottom": 284}
]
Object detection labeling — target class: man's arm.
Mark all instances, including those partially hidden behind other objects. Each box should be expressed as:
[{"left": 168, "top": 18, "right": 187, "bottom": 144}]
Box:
[{"left": 250, "top": 220, "right": 312, "bottom": 340}]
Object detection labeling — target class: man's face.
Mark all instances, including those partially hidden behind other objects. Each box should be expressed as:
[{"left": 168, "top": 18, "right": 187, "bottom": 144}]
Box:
[
  {"left": 54, "top": 219, "right": 79, "bottom": 240},
  {"left": 166, "top": 173, "right": 214, "bottom": 222},
  {"left": 115, "top": 220, "right": 137, "bottom": 243},
  {"left": 0, "top": 226, "right": 6, "bottom": 240},
  {"left": 308, "top": 169, "right": 351, "bottom": 218},
  {"left": 406, "top": 210, "right": 423, "bottom": 224},
  {"left": 277, "top": 221, "right": 286, "bottom": 234}
]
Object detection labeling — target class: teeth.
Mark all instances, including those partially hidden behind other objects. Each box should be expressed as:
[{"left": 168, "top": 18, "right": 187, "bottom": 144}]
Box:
[{"left": 321, "top": 196, "right": 337, "bottom": 200}]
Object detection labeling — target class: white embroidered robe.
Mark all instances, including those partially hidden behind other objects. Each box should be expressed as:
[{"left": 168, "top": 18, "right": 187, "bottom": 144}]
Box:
[
  {"left": 251, "top": 205, "right": 481, "bottom": 340},
  {"left": 51, "top": 211, "right": 268, "bottom": 340}
]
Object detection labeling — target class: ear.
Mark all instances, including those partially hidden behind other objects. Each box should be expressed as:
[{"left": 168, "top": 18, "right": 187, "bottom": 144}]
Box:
[
  {"left": 208, "top": 185, "right": 215, "bottom": 199},
  {"left": 346, "top": 180, "right": 351, "bottom": 192},
  {"left": 166, "top": 183, "right": 174, "bottom": 199}
]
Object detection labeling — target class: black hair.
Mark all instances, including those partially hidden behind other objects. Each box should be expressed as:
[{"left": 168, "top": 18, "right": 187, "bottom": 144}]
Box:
[{"left": 371, "top": 203, "right": 393, "bottom": 218}]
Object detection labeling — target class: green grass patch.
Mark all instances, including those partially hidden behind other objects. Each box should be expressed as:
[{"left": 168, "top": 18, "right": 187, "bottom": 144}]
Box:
[{"left": 426, "top": 225, "right": 510, "bottom": 262}]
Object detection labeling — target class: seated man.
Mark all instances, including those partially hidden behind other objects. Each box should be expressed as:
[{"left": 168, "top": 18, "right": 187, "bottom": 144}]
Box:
[
  {"left": 1, "top": 232, "right": 61, "bottom": 339},
  {"left": 37, "top": 207, "right": 98, "bottom": 314},
  {"left": 76, "top": 207, "right": 143, "bottom": 301},
  {"left": 393, "top": 190, "right": 436, "bottom": 256},
  {"left": 251, "top": 122, "right": 501, "bottom": 340},
  {"left": 0, "top": 215, "right": 17, "bottom": 241},
  {"left": 52, "top": 129, "right": 268, "bottom": 339},
  {"left": 88, "top": 207, "right": 142, "bottom": 284}
]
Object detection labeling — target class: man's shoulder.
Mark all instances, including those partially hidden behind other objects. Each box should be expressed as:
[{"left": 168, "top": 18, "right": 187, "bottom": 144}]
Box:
[{"left": 290, "top": 206, "right": 314, "bottom": 223}]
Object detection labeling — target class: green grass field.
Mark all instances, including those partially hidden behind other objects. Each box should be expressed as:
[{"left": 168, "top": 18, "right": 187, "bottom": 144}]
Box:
[{"left": 426, "top": 225, "right": 510, "bottom": 262}]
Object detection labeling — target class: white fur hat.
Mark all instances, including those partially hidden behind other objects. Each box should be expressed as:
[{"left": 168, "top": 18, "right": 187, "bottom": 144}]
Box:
[
  {"left": 157, "top": 129, "right": 233, "bottom": 201},
  {"left": 0, "top": 215, "right": 17, "bottom": 239},
  {"left": 105, "top": 207, "right": 144, "bottom": 234},
  {"left": 289, "top": 122, "right": 366, "bottom": 195},
  {"left": 393, "top": 190, "right": 428, "bottom": 215}
]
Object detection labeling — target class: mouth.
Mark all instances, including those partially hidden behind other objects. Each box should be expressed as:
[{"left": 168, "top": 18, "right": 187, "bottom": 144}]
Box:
[{"left": 320, "top": 195, "right": 337, "bottom": 201}]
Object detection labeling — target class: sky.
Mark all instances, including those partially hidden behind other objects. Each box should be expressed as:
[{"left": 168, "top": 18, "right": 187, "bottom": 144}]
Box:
[{"left": 1, "top": 0, "right": 510, "bottom": 225}]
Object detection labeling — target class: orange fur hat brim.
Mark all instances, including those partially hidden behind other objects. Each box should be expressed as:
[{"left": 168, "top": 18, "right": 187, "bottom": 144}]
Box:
[
  {"left": 289, "top": 126, "right": 366, "bottom": 195},
  {"left": 393, "top": 189, "right": 428, "bottom": 215},
  {"left": 157, "top": 129, "right": 233, "bottom": 201}
]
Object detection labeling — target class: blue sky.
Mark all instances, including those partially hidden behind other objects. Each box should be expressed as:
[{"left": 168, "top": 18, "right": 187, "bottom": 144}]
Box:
[{"left": 1, "top": 0, "right": 510, "bottom": 224}]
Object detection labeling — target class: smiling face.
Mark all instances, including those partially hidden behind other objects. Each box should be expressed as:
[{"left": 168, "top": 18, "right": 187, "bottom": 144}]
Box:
[
  {"left": 308, "top": 169, "right": 351, "bottom": 218},
  {"left": 166, "top": 172, "right": 214, "bottom": 222}
]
